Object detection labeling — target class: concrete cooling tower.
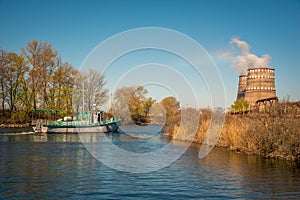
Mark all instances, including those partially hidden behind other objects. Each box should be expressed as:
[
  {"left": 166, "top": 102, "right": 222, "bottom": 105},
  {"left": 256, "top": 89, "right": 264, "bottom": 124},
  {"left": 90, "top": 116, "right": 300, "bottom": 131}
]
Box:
[
  {"left": 237, "top": 75, "right": 247, "bottom": 99},
  {"left": 236, "top": 67, "right": 277, "bottom": 105}
]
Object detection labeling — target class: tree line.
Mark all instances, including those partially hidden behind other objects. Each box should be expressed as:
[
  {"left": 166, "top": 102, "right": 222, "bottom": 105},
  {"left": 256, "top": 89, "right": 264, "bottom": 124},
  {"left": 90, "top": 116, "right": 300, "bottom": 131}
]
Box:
[
  {"left": 0, "top": 40, "right": 182, "bottom": 125},
  {"left": 0, "top": 40, "right": 108, "bottom": 123}
]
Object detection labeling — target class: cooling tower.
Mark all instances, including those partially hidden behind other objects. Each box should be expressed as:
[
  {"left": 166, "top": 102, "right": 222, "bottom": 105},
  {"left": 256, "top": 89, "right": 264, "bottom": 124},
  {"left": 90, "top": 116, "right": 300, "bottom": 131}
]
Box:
[
  {"left": 237, "top": 75, "right": 247, "bottom": 99},
  {"left": 244, "top": 68, "right": 276, "bottom": 105}
]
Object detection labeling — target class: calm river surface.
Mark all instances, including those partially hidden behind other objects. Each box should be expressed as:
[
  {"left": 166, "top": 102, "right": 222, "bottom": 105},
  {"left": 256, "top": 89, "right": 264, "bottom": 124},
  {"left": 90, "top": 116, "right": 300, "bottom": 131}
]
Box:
[{"left": 1, "top": 125, "right": 299, "bottom": 199}]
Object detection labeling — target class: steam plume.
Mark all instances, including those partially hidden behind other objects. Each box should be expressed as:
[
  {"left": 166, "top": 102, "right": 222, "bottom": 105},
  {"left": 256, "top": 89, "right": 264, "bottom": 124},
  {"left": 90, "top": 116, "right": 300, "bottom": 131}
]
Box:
[{"left": 229, "top": 37, "right": 271, "bottom": 75}]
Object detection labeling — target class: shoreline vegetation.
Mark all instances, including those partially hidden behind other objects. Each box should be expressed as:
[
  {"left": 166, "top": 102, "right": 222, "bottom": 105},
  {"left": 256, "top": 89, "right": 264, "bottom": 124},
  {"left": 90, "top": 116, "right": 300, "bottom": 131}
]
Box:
[{"left": 164, "top": 101, "right": 300, "bottom": 164}]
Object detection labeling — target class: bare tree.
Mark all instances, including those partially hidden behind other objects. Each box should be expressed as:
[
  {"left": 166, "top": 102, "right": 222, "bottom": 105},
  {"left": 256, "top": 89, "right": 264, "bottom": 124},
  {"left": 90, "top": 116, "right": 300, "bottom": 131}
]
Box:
[
  {"left": 73, "top": 69, "right": 108, "bottom": 113},
  {"left": 85, "top": 69, "right": 108, "bottom": 110},
  {"left": 112, "top": 86, "right": 137, "bottom": 123},
  {"left": 0, "top": 47, "right": 8, "bottom": 115}
]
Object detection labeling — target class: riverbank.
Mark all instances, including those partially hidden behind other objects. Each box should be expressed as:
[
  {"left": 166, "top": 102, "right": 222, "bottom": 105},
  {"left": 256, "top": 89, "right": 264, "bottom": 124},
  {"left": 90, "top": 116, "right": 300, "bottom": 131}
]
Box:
[
  {"left": 218, "top": 115, "right": 299, "bottom": 161},
  {"left": 164, "top": 109, "right": 300, "bottom": 163}
]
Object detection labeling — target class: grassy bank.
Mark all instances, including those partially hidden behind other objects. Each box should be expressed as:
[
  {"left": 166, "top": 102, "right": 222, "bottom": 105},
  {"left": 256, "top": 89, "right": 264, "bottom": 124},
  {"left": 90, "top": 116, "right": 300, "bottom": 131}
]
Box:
[
  {"left": 219, "top": 114, "right": 299, "bottom": 161},
  {"left": 164, "top": 104, "right": 300, "bottom": 163}
]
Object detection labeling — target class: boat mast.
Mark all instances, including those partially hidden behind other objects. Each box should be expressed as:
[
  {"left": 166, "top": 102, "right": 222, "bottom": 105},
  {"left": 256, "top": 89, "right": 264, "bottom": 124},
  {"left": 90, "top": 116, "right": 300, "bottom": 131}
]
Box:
[
  {"left": 109, "top": 93, "right": 112, "bottom": 112},
  {"left": 82, "top": 80, "right": 85, "bottom": 113}
]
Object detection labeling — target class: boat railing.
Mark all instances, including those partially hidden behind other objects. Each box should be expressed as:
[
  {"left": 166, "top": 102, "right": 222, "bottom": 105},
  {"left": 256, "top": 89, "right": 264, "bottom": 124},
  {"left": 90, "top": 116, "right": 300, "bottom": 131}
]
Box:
[{"left": 48, "top": 118, "right": 121, "bottom": 127}]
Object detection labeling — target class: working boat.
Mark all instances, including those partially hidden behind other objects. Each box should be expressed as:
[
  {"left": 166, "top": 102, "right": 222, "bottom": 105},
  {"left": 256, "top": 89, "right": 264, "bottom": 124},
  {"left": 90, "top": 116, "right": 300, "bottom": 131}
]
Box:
[
  {"left": 33, "top": 110, "right": 121, "bottom": 134},
  {"left": 45, "top": 119, "right": 120, "bottom": 133}
]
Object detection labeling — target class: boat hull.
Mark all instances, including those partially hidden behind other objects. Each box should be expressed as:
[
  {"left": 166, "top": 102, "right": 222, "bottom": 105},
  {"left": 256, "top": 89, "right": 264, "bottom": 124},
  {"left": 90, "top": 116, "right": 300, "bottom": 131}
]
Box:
[{"left": 46, "top": 122, "right": 119, "bottom": 134}]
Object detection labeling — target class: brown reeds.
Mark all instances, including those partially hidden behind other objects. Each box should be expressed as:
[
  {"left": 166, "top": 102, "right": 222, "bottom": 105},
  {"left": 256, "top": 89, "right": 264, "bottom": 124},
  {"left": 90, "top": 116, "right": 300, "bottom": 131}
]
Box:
[{"left": 164, "top": 102, "right": 300, "bottom": 162}]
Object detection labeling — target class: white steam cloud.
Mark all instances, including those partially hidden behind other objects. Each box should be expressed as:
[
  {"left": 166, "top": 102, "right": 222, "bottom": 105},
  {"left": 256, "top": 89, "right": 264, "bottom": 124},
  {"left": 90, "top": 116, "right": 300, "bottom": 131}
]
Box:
[{"left": 228, "top": 37, "right": 271, "bottom": 75}]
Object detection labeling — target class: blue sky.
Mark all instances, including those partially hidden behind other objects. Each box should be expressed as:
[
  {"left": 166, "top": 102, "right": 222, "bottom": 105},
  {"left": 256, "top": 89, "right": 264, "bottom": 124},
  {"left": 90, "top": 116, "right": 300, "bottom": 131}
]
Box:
[{"left": 0, "top": 0, "right": 299, "bottom": 108}]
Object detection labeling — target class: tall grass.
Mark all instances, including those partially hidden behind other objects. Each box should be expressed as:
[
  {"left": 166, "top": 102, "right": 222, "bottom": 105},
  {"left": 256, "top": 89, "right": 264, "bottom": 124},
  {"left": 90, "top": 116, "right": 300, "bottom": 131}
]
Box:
[{"left": 164, "top": 102, "right": 300, "bottom": 162}]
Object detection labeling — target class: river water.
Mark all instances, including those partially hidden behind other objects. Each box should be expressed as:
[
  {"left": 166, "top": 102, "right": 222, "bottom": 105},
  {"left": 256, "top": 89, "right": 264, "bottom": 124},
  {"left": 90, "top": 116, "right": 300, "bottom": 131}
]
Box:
[{"left": 0, "top": 125, "right": 299, "bottom": 199}]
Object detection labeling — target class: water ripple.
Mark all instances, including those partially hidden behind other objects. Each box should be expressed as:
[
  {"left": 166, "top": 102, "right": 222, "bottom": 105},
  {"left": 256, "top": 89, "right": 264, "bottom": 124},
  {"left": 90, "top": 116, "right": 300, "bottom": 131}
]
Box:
[{"left": 0, "top": 127, "right": 299, "bottom": 199}]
